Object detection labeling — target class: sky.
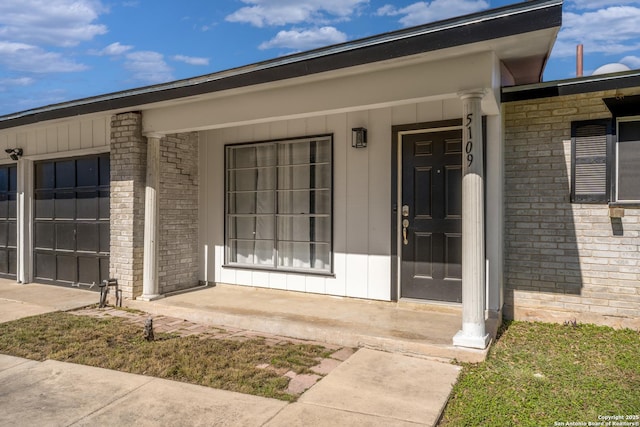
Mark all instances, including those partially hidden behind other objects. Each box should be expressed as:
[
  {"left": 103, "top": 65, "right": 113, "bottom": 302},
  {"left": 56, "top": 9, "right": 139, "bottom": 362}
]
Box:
[{"left": 2, "top": 0, "right": 640, "bottom": 116}]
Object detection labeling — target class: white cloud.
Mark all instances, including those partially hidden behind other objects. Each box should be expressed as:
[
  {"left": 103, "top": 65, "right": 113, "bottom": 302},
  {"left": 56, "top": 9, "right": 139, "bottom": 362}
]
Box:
[
  {"left": 172, "top": 55, "right": 210, "bottom": 66},
  {"left": 377, "top": 0, "right": 488, "bottom": 27},
  {"left": 125, "top": 51, "right": 173, "bottom": 84},
  {"left": 97, "top": 42, "right": 134, "bottom": 56},
  {"left": 620, "top": 55, "right": 640, "bottom": 68},
  {"left": 259, "top": 26, "right": 347, "bottom": 50},
  {"left": 0, "top": 77, "right": 34, "bottom": 86},
  {"left": 552, "top": 6, "right": 640, "bottom": 58},
  {"left": 0, "top": 77, "right": 35, "bottom": 92},
  {"left": 226, "top": 0, "right": 368, "bottom": 27},
  {"left": 0, "top": 0, "right": 108, "bottom": 47},
  {"left": 0, "top": 41, "right": 87, "bottom": 73},
  {"left": 567, "top": 0, "right": 640, "bottom": 10}
]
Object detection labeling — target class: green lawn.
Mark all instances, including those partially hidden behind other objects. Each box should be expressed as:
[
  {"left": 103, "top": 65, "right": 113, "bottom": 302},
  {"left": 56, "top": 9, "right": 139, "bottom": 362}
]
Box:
[
  {"left": 440, "top": 321, "right": 640, "bottom": 426},
  {"left": 0, "top": 311, "right": 333, "bottom": 401}
]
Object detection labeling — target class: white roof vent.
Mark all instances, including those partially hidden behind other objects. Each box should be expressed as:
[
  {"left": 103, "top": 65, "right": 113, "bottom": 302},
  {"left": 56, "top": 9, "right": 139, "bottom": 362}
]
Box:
[{"left": 592, "top": 63, "right": 631, "bottom": 75}]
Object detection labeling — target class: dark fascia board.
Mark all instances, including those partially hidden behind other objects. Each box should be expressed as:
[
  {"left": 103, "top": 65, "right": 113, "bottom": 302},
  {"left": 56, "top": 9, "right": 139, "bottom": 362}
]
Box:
[
  {"left": 603, "top": 94, "right": 640, "bottom": 117},
  {"left": 1, "top": 0, "right": 562, "bottom": 130},
  {"left": 502, "top": 70, "right": 640, "bottom": 102}
]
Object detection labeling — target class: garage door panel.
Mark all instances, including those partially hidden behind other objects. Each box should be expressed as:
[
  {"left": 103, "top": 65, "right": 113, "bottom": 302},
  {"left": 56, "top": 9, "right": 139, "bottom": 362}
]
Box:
[
  {"left": 100, "top": 257, "right": 108, "bottom": 282},
  {"left": 55, "top": 192, "right": 75, "bottom": 219},
  {"left": 35, "top": 253, "right": 55, "bottom": 279},
  {"left": 99, "top": 223, "right": 109, "bottom": 253},
  {"left": 77, "top": 223, "right": 98, "bottom": 252},
  {"left": 0, "top": 194, "right": 8, "bottom": 218},
  {"left": 35, "top": 223, "right": 54, "bottom": 249},
  {"left": 99, "top": 191, "right": 109, "bottom": 219},
  {"left": 7, "top": 222, "right": 16, "bottom": 247},
  {"left": 0, "top": 249, "right": 7, "bottom": 273},
  {"left": 77, "top": 191, "right": 98, "bottom": 219},
  {"left": 56, "top": 160, "right": 75, "bottom": 188},
  {"left": 77, "top": 157, "right": 99, "bottom": 187},
  {"left": 36, "top": 163, "right": 55, "bottom": 189},
  {"left": 0, "top": 223, "right": 7, "bottom": 247},
  {"left": 55, "top": 223, "right": 75, "bottom": 250},
  {"left": 78, "top": 256, "right": 99, "bottom": 285},
  {"left": 9, "top": 250, "right": 16, "bottom": 275},
  {"left": 35, "top": 191, "right": 54, "bottom": 219},
  {"left": 0, "top": 168, "right": 8, "bottom": 191},
  {"left": 56, "top": 255, "right": 77, "bottom": 283}
]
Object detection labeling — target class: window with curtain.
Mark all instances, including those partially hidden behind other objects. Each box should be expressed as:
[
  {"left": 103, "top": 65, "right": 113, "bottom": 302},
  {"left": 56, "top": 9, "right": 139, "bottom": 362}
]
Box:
[{"left": 225, "top": 135, "right": 333, "bottom": 273}]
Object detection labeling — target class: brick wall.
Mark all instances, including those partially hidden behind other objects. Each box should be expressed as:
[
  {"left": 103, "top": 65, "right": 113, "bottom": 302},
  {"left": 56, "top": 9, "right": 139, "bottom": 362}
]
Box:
[
  {"left": 158, "top": 132, "right": 199, "bottom": 294},
  {"left": 504, "top": 88, "right": 640, "bottom": 329},
  {"left": 110, "top": 112, "right": 146, "bottom": 298}
]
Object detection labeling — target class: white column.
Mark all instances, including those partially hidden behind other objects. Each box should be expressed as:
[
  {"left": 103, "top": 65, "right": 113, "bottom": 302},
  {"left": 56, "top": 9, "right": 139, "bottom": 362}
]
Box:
[
  {"left": 140, "top": 133, "right": 162, "bottom": 301},
  {"left": 453, "top": 90, "right": 490, "bottom": 349},
  {"left": 17, "top": 159, "right": 33, "bottom": 284}
]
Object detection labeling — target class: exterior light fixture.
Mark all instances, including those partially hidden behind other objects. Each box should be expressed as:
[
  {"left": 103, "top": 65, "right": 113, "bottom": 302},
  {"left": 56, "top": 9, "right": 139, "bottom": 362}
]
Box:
[
  {"left": 351, "top": 127, "right": 367, "bottom": 148},
  {"left": 5, "top": 148, "right": 23, "bottom": 161}
]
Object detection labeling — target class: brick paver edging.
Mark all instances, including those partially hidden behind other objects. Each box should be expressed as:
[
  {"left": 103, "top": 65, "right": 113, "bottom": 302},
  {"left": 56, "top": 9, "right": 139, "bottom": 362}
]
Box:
[{"left": 70, "top": 305, "right": 355, "bottom": 396}]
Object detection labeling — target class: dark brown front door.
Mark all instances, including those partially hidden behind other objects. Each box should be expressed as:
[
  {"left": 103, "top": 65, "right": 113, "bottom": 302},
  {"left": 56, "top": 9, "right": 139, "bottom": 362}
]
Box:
[
  {"left": 33, "top": 154, "right": 110, "bottom": 289},
  {"left": 400, "top": 129, "right": 462, "bottom": 302}
]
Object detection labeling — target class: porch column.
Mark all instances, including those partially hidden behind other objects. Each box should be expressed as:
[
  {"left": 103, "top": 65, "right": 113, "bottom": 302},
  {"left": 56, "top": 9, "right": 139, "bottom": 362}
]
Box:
[
  {"left": 140, "top": 133, "right": 162, "bottom": 300},
  {"left": 453, "top": 90, "right": 490, "bottom": 349}
]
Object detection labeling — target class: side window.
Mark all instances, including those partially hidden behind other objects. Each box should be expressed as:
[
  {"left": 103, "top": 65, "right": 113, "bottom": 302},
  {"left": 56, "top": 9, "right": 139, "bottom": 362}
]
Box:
[
  {"left": 616, "top": 118, "right": 640, "bottom": 203},
  {"left": 571, "top": 119, "right": 612, "bottom": 204}
]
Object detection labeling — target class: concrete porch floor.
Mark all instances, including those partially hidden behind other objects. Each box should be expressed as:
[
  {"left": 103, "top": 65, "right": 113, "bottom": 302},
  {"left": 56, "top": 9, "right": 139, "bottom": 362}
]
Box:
[{"left": 126, "top": 284, "right": 495, "bottom": 362}]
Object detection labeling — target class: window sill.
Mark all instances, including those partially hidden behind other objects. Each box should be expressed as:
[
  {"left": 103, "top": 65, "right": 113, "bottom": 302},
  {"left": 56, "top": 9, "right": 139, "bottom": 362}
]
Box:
[
  {"left": 608, "top": 202, "right": 640, "bottom": 208},
  {"left": 222, "top": 264, "right": 336, "bottom": 278}
]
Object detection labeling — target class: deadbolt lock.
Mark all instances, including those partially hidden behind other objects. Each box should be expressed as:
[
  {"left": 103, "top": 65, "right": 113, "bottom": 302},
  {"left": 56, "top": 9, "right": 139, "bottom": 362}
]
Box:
[{"left": 402, "top": 205, "right": 409, "bottom": 217}]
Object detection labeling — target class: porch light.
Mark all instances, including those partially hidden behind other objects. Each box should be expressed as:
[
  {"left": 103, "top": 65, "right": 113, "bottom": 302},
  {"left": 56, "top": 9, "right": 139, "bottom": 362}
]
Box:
[{"left": 351, "top": 127, "right": 367, "bottom": 148}]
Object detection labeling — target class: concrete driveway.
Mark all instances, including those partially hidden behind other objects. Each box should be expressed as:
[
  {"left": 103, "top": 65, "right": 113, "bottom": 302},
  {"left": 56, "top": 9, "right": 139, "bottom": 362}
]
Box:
[{"left": 0, "top": 279, "right": 97, "bottom": 323}]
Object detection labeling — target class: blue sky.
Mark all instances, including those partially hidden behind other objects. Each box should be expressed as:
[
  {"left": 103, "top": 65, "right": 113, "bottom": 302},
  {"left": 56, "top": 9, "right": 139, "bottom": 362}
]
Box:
[{"left": 1, "top": 0, "right": 640, "bottom": 116}]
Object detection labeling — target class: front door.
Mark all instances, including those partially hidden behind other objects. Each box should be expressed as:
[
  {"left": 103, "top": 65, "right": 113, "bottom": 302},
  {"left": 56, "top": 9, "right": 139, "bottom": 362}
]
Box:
[{"left": 400, "top": 129, "right": 462, "bottom": 302}]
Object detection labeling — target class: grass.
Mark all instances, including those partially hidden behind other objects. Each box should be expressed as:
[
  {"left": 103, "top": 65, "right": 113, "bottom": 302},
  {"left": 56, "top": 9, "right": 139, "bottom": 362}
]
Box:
[
  {"left": 0, "top": 311, "right": 333, "bottom": 401},
  {"left": 439, "top": 321, "right": 640, "bottom": 426}
]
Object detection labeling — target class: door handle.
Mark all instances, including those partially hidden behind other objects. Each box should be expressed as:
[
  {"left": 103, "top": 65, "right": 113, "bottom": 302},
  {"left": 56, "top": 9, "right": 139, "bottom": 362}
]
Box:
[{"left": 402, "top": 219, "right": 409, "bottom": 245}]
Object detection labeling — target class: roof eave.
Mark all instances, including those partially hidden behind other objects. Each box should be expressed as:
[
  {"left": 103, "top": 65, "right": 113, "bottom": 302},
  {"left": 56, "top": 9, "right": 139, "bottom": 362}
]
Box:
[{"left": 0, "top": 0, "right": 562, "bottom": 130}]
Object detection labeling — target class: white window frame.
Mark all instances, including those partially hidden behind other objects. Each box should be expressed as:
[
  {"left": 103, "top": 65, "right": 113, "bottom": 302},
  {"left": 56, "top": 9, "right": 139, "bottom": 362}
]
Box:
[
  {"left": 615, "top": 116, "right": 640, "bottom": 204},
  {"left": 224, "top": 134, "right": 334, "bottom": 275}
]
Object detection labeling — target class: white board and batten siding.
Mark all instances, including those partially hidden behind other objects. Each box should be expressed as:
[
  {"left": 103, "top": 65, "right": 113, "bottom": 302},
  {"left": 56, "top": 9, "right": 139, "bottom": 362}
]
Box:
[
  {"left": 0, "top": 116, "right": 111, "bottom": 163},
  {"left": 199, "top": 99, "right": 463, "bottom": 301}
]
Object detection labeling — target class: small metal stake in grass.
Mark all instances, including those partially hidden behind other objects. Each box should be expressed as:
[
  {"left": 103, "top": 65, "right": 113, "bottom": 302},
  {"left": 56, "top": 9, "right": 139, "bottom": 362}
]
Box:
[{"left": 143, "top": 318, "right": 154, "bottom": 341}]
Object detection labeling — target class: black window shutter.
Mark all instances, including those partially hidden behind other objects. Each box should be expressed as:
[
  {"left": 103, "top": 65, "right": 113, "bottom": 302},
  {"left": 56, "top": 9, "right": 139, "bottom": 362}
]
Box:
[{"left": 571, "top": 119, "right": 612, "bottom": 203}]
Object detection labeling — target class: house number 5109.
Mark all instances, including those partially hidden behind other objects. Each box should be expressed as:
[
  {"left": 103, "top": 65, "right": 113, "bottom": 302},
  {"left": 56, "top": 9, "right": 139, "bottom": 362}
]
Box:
[{"left": 465, "top": 113, "right": 473, "bottom": 167}]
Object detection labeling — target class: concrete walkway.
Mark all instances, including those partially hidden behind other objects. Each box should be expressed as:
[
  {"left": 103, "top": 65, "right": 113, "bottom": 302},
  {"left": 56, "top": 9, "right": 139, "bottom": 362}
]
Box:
[{"left": 0, "top": 281, "right": 464, "bottom": 426}]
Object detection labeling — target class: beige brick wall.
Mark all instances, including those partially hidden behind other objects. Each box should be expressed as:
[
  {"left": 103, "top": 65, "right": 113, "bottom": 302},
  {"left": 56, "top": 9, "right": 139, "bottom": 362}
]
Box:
[
  {"left": 504, "top": 88, "right": 640, "bottom": 329},
  {"left": 158, "top": 132, "right": 199, "bottom": 294},
  {"left": 110, "top": 112, "right": 146, "bottom": 298},
  {"left": 110, "top": 113, "right": 199, "bottom": 299}
]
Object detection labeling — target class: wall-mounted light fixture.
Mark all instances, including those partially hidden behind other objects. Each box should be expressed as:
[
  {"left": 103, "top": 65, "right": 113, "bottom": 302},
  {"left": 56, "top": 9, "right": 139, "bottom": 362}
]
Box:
[
  {"left": 351, "top": 127, "right": 367, "bottom": 148},
  {"left": 5, "top": 148, "right": 23, "bottom": 161}
]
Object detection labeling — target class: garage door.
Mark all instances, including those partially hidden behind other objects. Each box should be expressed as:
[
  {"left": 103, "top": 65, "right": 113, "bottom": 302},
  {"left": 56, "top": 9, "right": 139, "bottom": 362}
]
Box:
[
  {"left": 34, "top": 154, "right": 110, "bottom": 289},
  {"left": 0, "top": 165, "right": 17, "bottom": 278}
]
